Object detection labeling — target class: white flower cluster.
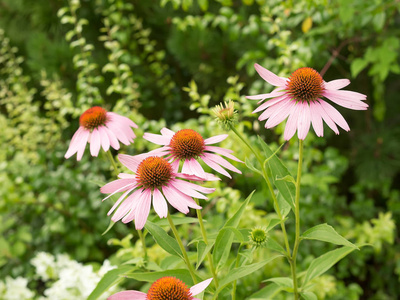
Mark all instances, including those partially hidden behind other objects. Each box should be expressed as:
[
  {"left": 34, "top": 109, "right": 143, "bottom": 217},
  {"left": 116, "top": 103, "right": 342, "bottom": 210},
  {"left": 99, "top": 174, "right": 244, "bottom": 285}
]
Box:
[
  {"left": 0, "top": 277, "right": 35, "bottom": 300},
  {"left": 0, "top": 252, "right": 117, "bottom": 300}
]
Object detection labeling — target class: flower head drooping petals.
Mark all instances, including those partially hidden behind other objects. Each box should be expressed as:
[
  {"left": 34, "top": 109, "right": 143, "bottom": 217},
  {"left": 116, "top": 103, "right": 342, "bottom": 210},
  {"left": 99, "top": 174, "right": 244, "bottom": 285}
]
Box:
[
  {"left": 142, "top": 128, "right": 243, "bottom": 179},
  {"left": 101, "top": 156, "right": 215, "bottom": 230},
  {"left": 65, "top": 106, "right": 138, "bottom": 161},
  {"left": 246, "top": 64, "right": 368, "bottom": 140},
  {"left": 107, "top": 277, "right": 213, "bottom": 300}
]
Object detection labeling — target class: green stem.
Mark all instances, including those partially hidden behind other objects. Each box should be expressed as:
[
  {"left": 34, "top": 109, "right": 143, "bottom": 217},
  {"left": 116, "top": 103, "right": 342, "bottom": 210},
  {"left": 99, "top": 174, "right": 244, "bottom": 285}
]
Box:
[
  {"left": 230, "top": 126, "right": 291, "bottom": 257},
  {"left": 137, "top": 229, "right": 148, "bottom": 263},
  {"left": 232, "top": 243, "right": 245, "bottom": 300},
  {"left": 105, "top": 150, "right": 119, "bottom": 176},
  {"left": 291, "top": 139, "right": 304, "bottom": 300},
  {"left": 167, "top": 212, "right": 198, "bottom": 284},
  {"left": 194, "top": 199, "right": 219, "bottom": 288}
]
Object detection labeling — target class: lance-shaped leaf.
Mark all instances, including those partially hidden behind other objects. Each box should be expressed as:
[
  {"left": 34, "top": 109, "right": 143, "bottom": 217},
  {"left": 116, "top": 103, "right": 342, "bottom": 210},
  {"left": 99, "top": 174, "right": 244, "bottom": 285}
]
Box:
[
  {"left": 145, "top": 220, "right": 183, "bottom": 258},
  {"left": 301, "top": 224, "right": 358, "bottom": 249},
  {"left": 87, "top": 265, "right": 135, "bottom": 300},
  {"left": 126, "top": 269, "right": 194, "bottom": 286},
  {"left": 216, "top": 255, "right": 283, "bottom": 295},
  {"left": 258, "top": 137, "right": 295, "bottom": 212},
  {"left": 303, "top": 246, "right": 359, "bottom": 286},
  {"left": 213, "top": 191, "right": 255, "bottom": 271}
]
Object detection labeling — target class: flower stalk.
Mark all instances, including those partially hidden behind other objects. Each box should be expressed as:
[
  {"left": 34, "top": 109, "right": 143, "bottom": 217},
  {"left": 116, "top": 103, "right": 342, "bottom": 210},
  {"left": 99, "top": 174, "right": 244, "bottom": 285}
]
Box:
[
  {"left": 291, "top": 139, "right": 304, "bottom": 299},
  {"left": 167, "top": 212, "right": 198, "bottom": 284},
  {"left": 194, "top": 199, "right": 219, "bottom": 288}
]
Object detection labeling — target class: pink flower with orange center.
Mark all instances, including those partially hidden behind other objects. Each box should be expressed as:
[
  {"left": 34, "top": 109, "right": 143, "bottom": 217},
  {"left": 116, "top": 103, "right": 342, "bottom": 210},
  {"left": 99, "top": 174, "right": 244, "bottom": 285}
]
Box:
[
  {"left": 142, "top": 128, "right": 243, "bottom": 179},
  {"left": 65, "top": 106, "right": 138, "bottom": 161},
  {"left": 108, "top": 277, "right": 213, "bottom": 300},
  {"left": 247, "top": 64, "right": 368, "bottom": 140},
  {"left": 101, "top": 156, "right": 215, "bottom": 230}
]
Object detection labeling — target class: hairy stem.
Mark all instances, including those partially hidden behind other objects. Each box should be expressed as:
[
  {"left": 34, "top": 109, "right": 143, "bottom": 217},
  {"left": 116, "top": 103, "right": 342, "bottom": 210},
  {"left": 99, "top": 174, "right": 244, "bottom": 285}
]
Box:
[
  {"left": 291, "top": 139, "right": 304, "bottom": 299},
  {"left": 194, "top": 198, "right": 219, "bottom": 288},
  {"left": 167, "top": 212, "right": 198, "bottom": 284},
  {"left": 105, "top": 150, "right": 119, "bottom": 176}
]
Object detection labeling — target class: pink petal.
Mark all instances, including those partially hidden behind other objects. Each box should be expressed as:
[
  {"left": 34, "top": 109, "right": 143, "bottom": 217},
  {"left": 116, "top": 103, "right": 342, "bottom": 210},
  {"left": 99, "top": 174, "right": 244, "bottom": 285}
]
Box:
[
  {"left": 101, "top": 178, "right": 135, "bottom": 194},
  {"left": 309, "top": 101, "right": 324, "bottom": 137},
  {"left": 162, "top": 185, "right": 189, "bottom": 214},
  {"left": 254, "top": 63, "right": 288, "bottom": 87},
  {"left": 107, "top": 122, "right": 130, "bottom": 145},
  {"left": 201, "top": 155, "right": 232, "bottom": 178},
  {"left": 204, "top": 134, "right": 228, "bottom": 145},
  {"left": 283, "top": 103, "right": 301, "bottom": 141},
  {"left": 111, "top": 189, "right": 143, "bottom": 222},
  {"left": 160, "top": 127, "right": 176, "bottom": 138},
  {"left": 103, "top": 126, "right": 120, "bottom": 150},
  {"left": 76, "top": 130, "right": 90, "bottom": 161},
  {"left": 253, "top": 94, "right": 290, "bottom": 114},
  {"left": 171, "top": 159, "right": 180, "bottom": 173},
  {"left": 323, "top": 90, "right": 368, "bottom": 110},
  {"left": 97, "top": 126, "right": 110, "bottom": 152},
  {"left": 65, "top": 127, "right": 85, "bottom": 159},
  {"left": 319, "top": 100, "right": 350, "bottom": 131},
  {"left": 108, "top": 112, "right": 138, "bottom": 128},
  {"left": 265, "top": 99, "right": 295, "bottom": 128},
  {"left": 182, "top": 159, "right": 207, "bottom": 179},
  {"left": 169, "top": 179, "right": 208, "bottom": 200},
  {"left": 202, "top": 153, "right": 241, "bottom": 174},
  {"left": 313, "top": 100, "right": 339, "bottom": 134},
  {"left": 118, "top": 154, "right": 142, "bottom": 173},
  {"left": 132, "top": 189, "right": 152, "bottom": 229},
  {"left": 118, "top": 173, "right": 136, "bottom": 179},
  {"left": 190, "top": 278, "right": 213, "bottom": 296},
  {"left": 171, "top": 179, "right": 215, "bottom": 194},
  {"left": 143, "top": 132, "right": 171, "bottom": 145},
  {"left": 297, "top": 102, "right": 311, "bottom": 140},
  {"left": 152, "top": 188, "right": 168, "bottom": 218},
  {"left": 324, "top": 79, "right": 350, "bottom": 90},
  {"left": 171, "top": 187, "right": 202, "bottom": 209},
  {"left": 107, "top": 189, "right": 134, "bottom": 216},
  {"left": 246, "top": 90, "right": 286, "bottom": 100},
  {"left": 204, "top": 146, "right": 243, "bottom": 163},
  {"left": 90, "top": 128, "right": 101, "bottom": 157},
  {"left": 102, "top": 181, "right": 137, "bottom": 201},
  {"left": 107, "top": 290, "right": 147, "bottom": 300}
]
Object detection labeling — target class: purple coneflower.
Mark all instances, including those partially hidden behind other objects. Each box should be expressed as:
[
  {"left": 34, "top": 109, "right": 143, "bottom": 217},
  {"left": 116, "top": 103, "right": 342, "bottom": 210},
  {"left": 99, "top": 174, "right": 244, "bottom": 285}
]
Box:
[{"left": 247, "top": 64, "right": 368, "bottom": 140}]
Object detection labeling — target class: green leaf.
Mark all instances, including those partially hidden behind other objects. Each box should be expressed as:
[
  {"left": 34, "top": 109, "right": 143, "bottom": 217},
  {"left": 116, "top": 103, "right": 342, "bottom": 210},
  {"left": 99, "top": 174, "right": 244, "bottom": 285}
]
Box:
[
  {"left": 264, "top": 277, "right": 293, "bottom": 289},
  {"left": 196, "top": 241, "right": 214, "bottom": 269},
  {"left": 213, "top": 191, "right": 255, "bottom": 270},
  {"left": 245, "top": 157, "right": 262, "bottom": 175},
  {"left": 351, "top": 58, "right": 369, "bottom": 78},
  {"left": 198, "top": 0, "right": 208, "bottom": 11},
  {"left": 303, "top": 246, "right": 358, "bottom": 286},
  {"left": 87, "top": 265, "right": 134, "bottom": 300},
  {"left": 154, "top": 216, "right": 199, "bottom": 226},
  {"left": 126, "top": 269, "right": 194, "bottom": 286},
  {"left": 301, "top": 291, "right": 318, "bottom": 300},
  {"left": 258, "top": 137, "right": 295, "bottom": 212},
  {"left": 145, "top": 221, "right": 183, "bottom": 258},
  {"left": 301, "top": 224, "right": 358, "bottom": 249},
  {"left": 265, "top": 238, "right": 286, "bottom": 254},
  {"left": 276, "top": 175, "right": 296, "bottom": 185},
  {"left": 216, "top": 255, "right": 283, "bottom": 294},
  {"left": 246, "top": 283, "right": 282, "bottom": 299},
  {"left": 102, "top": 220, "right": 116, "bottom": 235}
]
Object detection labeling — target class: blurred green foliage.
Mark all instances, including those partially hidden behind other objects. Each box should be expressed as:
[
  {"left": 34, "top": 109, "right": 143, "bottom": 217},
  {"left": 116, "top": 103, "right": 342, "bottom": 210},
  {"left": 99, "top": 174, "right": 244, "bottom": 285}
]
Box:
[{"left": 0, "top": 0, "right": 399, "bottom": 299}]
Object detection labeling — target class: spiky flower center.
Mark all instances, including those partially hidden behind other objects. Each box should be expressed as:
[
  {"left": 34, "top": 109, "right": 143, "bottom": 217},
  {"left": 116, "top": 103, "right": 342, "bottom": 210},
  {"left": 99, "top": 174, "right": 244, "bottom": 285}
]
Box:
[
  {"left": 136, "top": 157, "right": 173, "bottom": 189},
  {"left": 286, "top": 67, "right": 324, "bottom": 102},
  {"left": 249, "top": 227, "right": 268, "bottom": 248},
  {"left": 79, "top": 106, "right": 107, "bottom": 130},
  {"left": 169, "top": 129, "right": 205, "bottom": 160},
  {"left": 147, "top": 277, "right": 193, "bottom": 300}
]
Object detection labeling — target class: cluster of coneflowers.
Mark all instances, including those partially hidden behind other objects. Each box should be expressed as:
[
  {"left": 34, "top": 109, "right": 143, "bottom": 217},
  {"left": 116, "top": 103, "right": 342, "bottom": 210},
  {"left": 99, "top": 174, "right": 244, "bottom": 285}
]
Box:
[{"left": 65, "top": 64, "right": 367, "bottom": 299}]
